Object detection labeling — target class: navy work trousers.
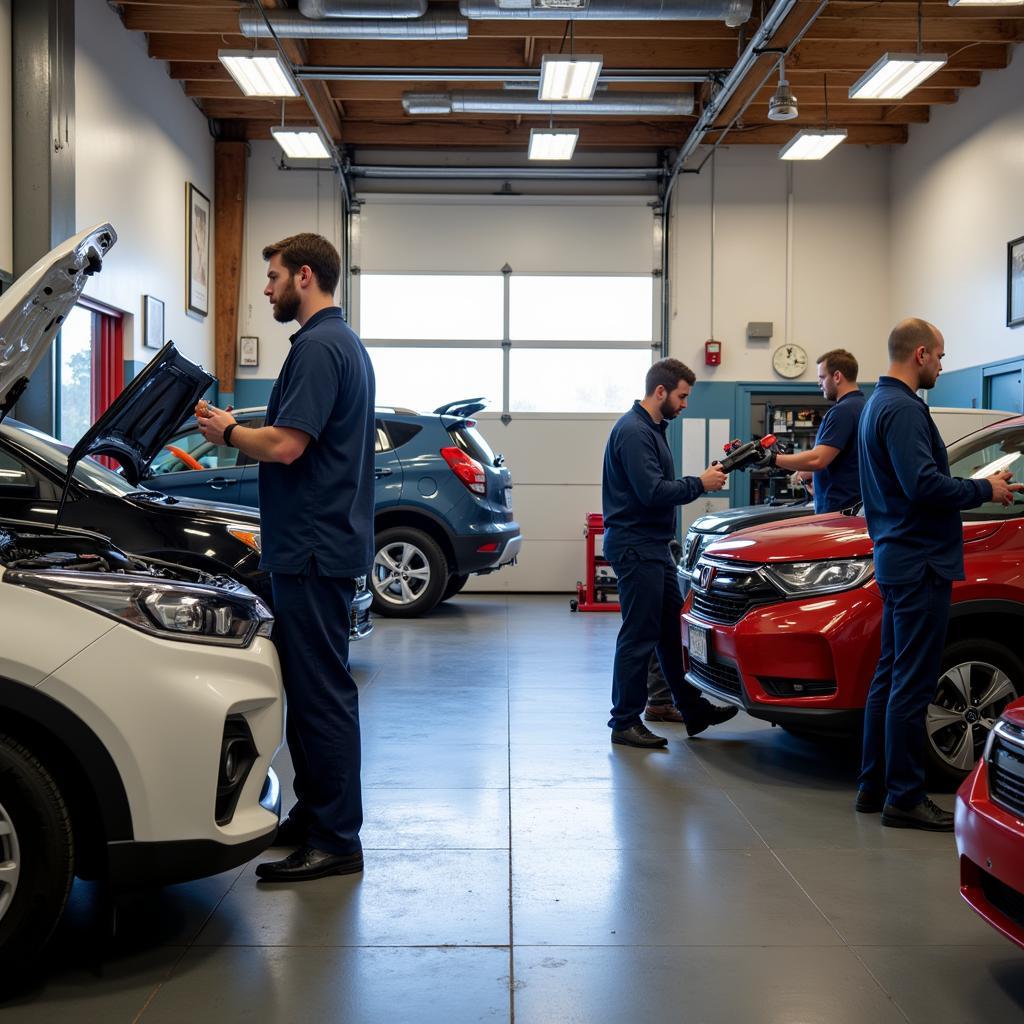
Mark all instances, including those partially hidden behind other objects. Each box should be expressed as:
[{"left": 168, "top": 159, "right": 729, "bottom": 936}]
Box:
[
  {"left": 271, "top": 569, "right": 362, "bottom": 856},
  {"left": 859, "top": 570, "right": 952, "bottom": 809},
  {"left": 607, "top": 548, "right": 703, "bottom": 730}
]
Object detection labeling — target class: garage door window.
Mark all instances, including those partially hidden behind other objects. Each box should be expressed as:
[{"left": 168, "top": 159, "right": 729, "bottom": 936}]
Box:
[{"left": 359, "top": 271, "right": 655, "bottom": 414}]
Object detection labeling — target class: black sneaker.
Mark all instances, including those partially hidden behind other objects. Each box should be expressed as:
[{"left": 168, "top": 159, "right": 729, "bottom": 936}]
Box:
[
  {"left": 685, "top": 698, "right": 739, "bottom": 738},
  {"left": 611, "top": 722, "right": 669, "bottom": 748},
  {"left": 881, "top": 796, "right": 954, "bottom": 832}
]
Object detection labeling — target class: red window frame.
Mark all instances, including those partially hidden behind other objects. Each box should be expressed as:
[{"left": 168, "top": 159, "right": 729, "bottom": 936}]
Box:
[{"left": 79, "top": 296, "right": 124, "bottom": 420}]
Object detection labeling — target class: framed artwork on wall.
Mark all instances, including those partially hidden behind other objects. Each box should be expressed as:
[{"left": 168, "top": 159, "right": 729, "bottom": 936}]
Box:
[
  {"left": 186, "top": 182, "right": 211, "bottom": 317},
  {"left": 239, "top": 335, "right": 259, "bottom": 367},
  {"left": 1009, "top": 236, "right": 1024, "bottom": 328},
  {"left": 142, "top": 295, "right": 164, "bottom": 350}
]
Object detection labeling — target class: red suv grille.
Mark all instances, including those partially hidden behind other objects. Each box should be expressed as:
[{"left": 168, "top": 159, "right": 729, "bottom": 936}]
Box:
[
  {"left": 690, "top": 562, "right": 782, "bottom": 625},
  {"left": 989, "top": 736, "right": 1024, "bottom": 820}
]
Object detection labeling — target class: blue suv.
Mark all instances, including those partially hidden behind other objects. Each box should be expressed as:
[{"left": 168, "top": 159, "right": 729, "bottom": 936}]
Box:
[{"left": 148, "top": 400, "right": 521, "bottom": 617}]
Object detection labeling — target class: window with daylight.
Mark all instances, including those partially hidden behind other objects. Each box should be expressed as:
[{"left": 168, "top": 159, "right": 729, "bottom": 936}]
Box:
[{"left": 358, "top": 271, "right": 656, "bottom": 414}]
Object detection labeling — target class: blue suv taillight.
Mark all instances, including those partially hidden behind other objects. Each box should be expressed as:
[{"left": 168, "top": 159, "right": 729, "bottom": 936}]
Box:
[{"left": 441, "top": 446, "right": 486, "bottom": 495}]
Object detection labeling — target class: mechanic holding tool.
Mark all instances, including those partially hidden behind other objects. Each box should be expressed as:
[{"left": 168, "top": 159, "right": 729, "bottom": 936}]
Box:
[
  {"left": 602, "top": 358, "right": 738, "bottom": 749},
  {"left": 197, "top": 233, "right": 374, "bottom": 880},
  {"left": 856, "top": 318, "right": 1021, "bottom": 832},
  {"left": 770, "top": 348, "right": 866, "bottom": 513}
]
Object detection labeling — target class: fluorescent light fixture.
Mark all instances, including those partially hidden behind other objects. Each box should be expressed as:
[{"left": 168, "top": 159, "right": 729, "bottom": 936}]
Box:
[
  {"left": 218, "top": 50, "right": 298, "bottom": 98},
  {"left": 848, "top": 52, "right": 947, "bottom": 100},
  {"left": 779, "top": 128, "right": 848, "bottom": 161},
  {"left": 538, "top": 54, "right": 603, "bottom": 102},
  {"left": 949, "top": 0, "right": 1023, "bottom": 6},
  {"left": 528, "top": 127, "right": 579, "bottom": 160},
  {"left": 271, "top": 126, "right": 331, "bottom": 160}
]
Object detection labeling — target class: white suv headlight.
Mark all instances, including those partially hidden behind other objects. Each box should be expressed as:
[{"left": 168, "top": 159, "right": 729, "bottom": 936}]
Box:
[
  {"left": 9, "top": 571, "right": 273, "bottom": 646},
  {"left": 764, "top": 559, "right": 874, "bottom": 596}
]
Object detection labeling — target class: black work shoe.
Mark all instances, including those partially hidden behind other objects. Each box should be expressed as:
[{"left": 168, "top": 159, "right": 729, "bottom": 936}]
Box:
[
  {"left": 273, "top": 817, "right": 308, "bottom": 847},
  {"left": 855, "top": 789, "right": 884, "bottom": 814},
  {"left": 881, "top": 797, "right": 954, "bottom": 832},
  {"left": 611, "top": 722, "right": 669, "bottom": 748},
  {"left": 256, "top": 845, "right": 364, "bottom": 882},
  {"left": 684, "top": 699, "right": 739, "bottom": 738}
]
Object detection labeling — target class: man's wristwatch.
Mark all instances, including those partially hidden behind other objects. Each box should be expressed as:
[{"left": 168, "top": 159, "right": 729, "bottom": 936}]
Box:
[{"left": 223, "top": 422, "right": 238, "bottom": 447}]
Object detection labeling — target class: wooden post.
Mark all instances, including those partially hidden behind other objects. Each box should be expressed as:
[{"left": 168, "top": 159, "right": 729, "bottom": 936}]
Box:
[{"left": 214, "top": 140, "right": 247, "bottom": 396}]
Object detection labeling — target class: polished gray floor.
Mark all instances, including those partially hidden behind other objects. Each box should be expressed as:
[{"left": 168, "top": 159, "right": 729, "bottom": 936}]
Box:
[{"left": 4, "top": 595, "right": 1024, "bottom": 1022}]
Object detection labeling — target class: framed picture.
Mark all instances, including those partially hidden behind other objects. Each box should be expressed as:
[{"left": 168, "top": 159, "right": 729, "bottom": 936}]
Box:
[
  {"left": 239, "top": 335, "right": 259, "bottom": 368},
  {"left": 1008, "top": 235, "right": 1024, "bottom": 328},
  {"left": 142, "top": 295, "right": 165, "bottom": 350},
  {"left": 186, "top": 182, "right": 211, "bottom": 317}
]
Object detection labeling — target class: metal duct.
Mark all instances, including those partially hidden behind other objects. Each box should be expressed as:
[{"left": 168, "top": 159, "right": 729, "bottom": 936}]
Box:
[
  {"left": 241, "top": 8, "right": 468, "bottom": 39},
  {"left": 459, "top": 0, "right": 753, "bottom": 28},
  {"left": 402, "top": 89, "right": 694, "bottom": 115},
  {"left": 298, "top": 0, "right": 427, "bottom": 16}
]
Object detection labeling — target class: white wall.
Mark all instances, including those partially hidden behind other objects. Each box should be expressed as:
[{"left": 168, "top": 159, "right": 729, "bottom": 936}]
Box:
[
  {"left": 237, "top": 141, "right": 343, "bottom": 388},
  {"left": 74, "top": 0, "right": 214, "bottom": 366},
  {"left": 890, "top": 45, "right": 1024, "bottom": 374},
  {"left": 670, "top": 144, "right": 893, "bottom": 382}
]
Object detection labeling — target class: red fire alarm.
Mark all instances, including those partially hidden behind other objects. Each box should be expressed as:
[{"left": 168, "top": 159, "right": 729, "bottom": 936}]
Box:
[{"left": 704, "top": 339, "right": 722, "bottom": 366}]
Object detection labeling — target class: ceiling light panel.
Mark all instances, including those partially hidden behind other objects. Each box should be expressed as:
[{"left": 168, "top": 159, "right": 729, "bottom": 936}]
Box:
[
  {"left": 779, "top": 129, "right": 848, "bottom": 161},
  {"left": 219, "top": 50, "right": 298, "bottom": 98},
  {"left": 271, "top": 127, "right": 331, "bottom": 160},
  {"left": 948, "top": 0, "right": 1023, "bottom": 6},
  {"left": 527, "top": 128, "right": 579, "bottom": 160},
  {"left": 848, "top": 53, "right": 947, "bottom": 100},
  {"left": 538, "top": 55, "right": 603, "bottom": 102}
]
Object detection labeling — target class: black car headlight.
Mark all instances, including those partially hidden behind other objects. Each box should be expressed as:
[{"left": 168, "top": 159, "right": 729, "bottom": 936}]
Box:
[
  {"left": 763, "top": 558, "right": 874, "bottom": 597},
  {"left": 8, "top": 571, "right": 273, "bottom": 646}
]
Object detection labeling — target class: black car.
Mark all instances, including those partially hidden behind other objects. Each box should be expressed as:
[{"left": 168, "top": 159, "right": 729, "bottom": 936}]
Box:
[{"left": 0, "top": 418, "right": 373, "bottom": 639}]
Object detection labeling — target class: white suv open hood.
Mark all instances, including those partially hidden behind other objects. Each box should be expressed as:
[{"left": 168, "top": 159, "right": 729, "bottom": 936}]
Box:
[{"left": 0, "top": 224, "right": 117, "bottom": 422}]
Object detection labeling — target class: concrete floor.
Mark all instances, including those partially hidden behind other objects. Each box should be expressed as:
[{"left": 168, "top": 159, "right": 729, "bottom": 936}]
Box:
[{"left": 4, "top": 594, "right": 1024, "bottom": 1022}]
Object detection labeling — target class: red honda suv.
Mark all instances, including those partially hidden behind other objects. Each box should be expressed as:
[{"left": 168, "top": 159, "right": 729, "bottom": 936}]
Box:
[{"left": 682, "top": 415, "right": 1024, "bottom": 787}]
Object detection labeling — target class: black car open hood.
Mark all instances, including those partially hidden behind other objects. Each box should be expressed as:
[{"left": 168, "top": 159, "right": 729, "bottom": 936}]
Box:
[
  {"left": 0, "top": 224, "right": 117, "bottom": 424},
  {"left": 68, "top": 342, "right": 215, "bottom": 486},
  {"left": 691, "top": 500, "right": 816, "bottom": 536}
]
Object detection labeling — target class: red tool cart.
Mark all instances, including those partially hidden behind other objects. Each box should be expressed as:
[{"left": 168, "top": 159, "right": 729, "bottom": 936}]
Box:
[{"left": 570, "top": 513, "right": 620, "bottom": 613}]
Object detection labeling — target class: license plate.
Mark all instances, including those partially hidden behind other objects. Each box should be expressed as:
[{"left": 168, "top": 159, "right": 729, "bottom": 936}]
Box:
[
  {"left": 504, "top": 488, "right": 513, "bottom": 509},
  {"left": 689, "top": 624, "right": 709, "bottom": 664}
]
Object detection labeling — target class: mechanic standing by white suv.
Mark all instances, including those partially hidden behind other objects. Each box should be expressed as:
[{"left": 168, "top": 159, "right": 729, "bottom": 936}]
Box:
[{"left": 197, "top": 233, "right": 374, "bottom": 881}]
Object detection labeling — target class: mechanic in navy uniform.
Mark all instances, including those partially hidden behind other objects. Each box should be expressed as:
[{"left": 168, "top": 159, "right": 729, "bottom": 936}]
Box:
[
  {"left": 197, "top": 233, "right": 374, "bottom": 880},
  {"left": 772, "top": 348, "right": 866, "bottom": 513},
  {"left": 602, "top": 358, "right": 737, "bottom": 749},
  {"left": 856, "top": 318, "right": 1020, "bottom": 831}
]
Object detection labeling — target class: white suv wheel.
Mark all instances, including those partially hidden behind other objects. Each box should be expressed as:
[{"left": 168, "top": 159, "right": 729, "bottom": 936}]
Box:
[{"left": 0, "top": 800, "right": 20, "bottom": 923}]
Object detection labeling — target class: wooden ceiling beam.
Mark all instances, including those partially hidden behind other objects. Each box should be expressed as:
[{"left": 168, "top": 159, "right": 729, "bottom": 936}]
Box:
[
  {"left": 827, "top": 1, "right": 1021, "bottom": 19},
  {"left": 148, "top": 33, "right": 1010, "bottom": 71},
  {"left": 752, "top": 85, "right": 959, "bottom": 105},
  {"left": 805, "top": 17, "right": 1024, "bottom": 43},
  {"left": 741, "top": 103, "right": 930, "bottom": 124}
]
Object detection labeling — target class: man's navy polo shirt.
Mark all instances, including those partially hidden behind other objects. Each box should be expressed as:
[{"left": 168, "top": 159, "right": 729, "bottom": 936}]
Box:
[
  {"left": 812, "top": 389, "right": 866, "bottom": 513},
  {"left": 259, "top": 306, "right": 376, "bottom": 578},
  {"left": 602, "top": 401, "right": 704, "bottom": 561},
  {"left": 857, "top": 376, "right": 991, "bottom": 585}
]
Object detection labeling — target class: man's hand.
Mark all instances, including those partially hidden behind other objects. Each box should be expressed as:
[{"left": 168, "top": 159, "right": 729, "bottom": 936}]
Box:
[
  {"left": 988, "top": 470, "right": 1024, "bottom": 507},
  {"left": 196, "top": 403, "right": 236, "bottom": 447},
  {"left": 700, "top": 464, "right": 728, "bottom": 492}
]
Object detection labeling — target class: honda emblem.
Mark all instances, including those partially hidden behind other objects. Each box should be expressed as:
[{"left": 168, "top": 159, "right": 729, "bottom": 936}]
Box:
[{"left": 698, "top": 564, "right": 715, "bottom": 590}]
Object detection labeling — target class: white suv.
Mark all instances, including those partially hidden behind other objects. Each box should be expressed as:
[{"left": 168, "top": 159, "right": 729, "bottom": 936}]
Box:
[{"left": 0, "top": 225, "right": 284, "bottom": 972}]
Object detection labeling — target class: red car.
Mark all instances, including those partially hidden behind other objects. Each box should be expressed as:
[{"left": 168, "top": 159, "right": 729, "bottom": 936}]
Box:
[
  {"left": 681, "top": 414, "right": 1024, "bottom": 787},
  {"left": 956, "top": 698, "right": 1024, "bottom": 948}
]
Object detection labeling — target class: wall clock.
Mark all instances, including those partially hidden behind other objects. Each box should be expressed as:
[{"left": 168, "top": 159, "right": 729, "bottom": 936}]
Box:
[{"left": 772, "top": 343, "right": 808, "bottom": 379}]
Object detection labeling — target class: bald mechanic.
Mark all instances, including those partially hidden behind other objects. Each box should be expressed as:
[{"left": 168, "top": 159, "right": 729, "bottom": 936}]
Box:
[
  {"left": 856, "top": 318, "right": 1021, "bottom": 831},
  {"left": 602, "top": 358, "right": 738, "bottom": 749}
]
